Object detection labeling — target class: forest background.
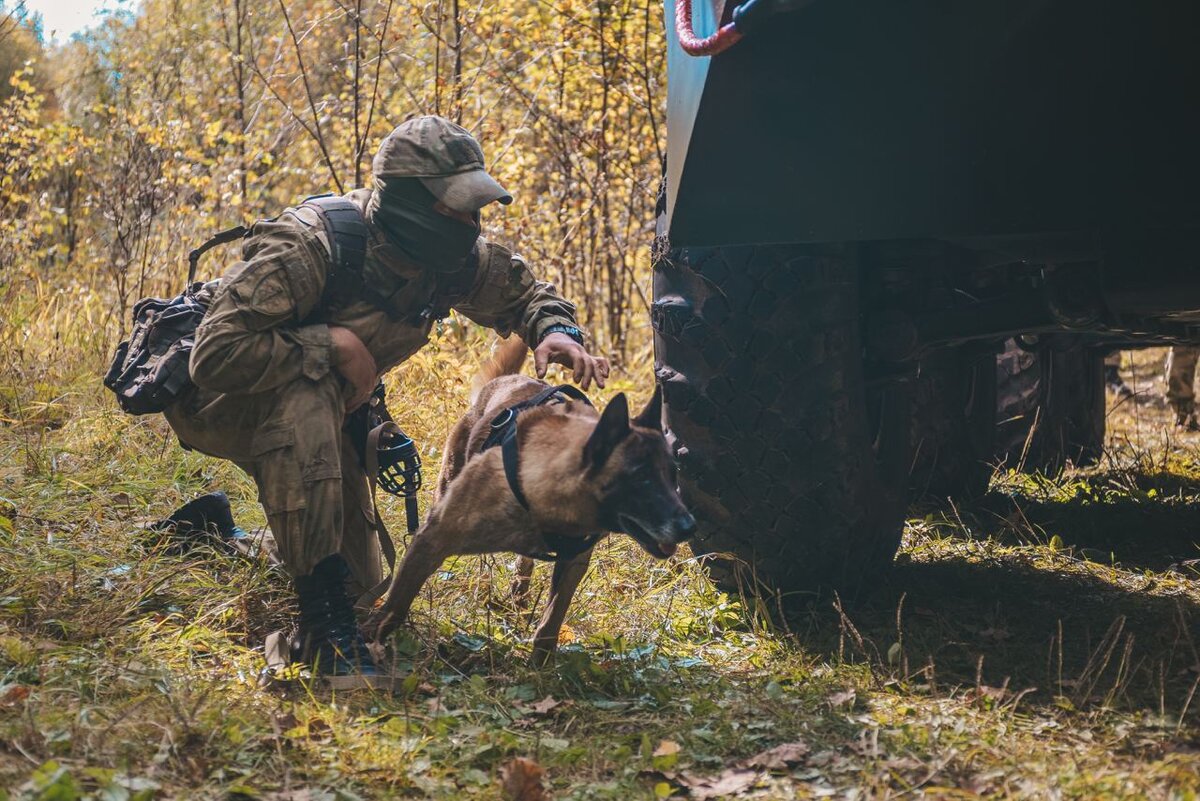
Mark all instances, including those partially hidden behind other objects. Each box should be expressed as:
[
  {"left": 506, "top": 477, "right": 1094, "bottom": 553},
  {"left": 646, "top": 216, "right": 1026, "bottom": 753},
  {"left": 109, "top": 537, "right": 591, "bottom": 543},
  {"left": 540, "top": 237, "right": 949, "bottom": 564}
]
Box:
[{"left": 1, "top": 0, "right": 663, "bottom": 358}]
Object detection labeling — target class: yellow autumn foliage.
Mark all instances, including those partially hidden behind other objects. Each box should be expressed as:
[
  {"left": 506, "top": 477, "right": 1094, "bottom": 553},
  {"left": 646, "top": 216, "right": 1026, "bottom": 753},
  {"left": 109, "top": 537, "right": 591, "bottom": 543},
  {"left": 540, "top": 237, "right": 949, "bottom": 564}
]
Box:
[{"left": 1, "top": 0, "right": 665, "bottom": 362}]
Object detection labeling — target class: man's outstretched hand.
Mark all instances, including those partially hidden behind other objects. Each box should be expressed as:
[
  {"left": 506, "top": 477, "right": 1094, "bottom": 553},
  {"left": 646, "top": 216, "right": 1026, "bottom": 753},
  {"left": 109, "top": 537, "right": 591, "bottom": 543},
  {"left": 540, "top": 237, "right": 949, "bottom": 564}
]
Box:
[
  {"left": 534, "top": 332, "right": 610, "bottom": 391},
  {"left": 330, "top": 325, "right": 378, "bottom": 412}
]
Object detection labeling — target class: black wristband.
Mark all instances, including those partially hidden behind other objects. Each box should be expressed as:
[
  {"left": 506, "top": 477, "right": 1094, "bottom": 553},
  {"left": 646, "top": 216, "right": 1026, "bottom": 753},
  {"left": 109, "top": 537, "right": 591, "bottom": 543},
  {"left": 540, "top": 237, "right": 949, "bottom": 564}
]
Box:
[{"left": 540, "top": 324, "right": 585, "bottom": 346}]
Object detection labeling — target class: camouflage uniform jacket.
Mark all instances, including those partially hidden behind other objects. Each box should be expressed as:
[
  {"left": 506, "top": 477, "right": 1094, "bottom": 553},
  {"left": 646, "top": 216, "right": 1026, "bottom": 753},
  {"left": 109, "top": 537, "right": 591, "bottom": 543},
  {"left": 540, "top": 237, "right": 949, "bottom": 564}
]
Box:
[{"left": 189, "top": 188, "right": 579, "bottom": 394}]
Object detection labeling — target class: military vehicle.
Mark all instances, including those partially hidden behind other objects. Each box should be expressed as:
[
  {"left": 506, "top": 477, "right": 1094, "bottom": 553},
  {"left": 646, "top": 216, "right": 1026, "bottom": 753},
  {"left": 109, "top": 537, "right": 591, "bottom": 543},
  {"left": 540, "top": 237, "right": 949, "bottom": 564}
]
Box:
[{"left": 652, "top": 0, "right": 1200, "bottom": 597}]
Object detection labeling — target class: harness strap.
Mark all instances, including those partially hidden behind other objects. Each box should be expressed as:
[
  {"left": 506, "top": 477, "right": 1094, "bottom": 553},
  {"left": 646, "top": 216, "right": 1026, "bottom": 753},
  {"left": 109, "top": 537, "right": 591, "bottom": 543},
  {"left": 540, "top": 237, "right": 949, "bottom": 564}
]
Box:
[
  {"left": 482, "top": 384, "right": 601, "bottom": 562},
  {"left": 500, "top": 428, "right": 530, "bottom": 510},
  {"left": 481, "top": 384, "right": 593, "bottom": 452}
]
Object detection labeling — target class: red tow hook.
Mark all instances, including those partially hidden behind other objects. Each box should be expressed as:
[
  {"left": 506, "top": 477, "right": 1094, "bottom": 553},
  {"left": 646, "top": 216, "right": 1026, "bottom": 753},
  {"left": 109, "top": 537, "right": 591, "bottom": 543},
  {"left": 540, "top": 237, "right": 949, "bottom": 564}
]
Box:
[
  {"left": 674, "top": 0, "right": 815, "bottom": 57},
  {"left": 674, "top": 0, "right": 743, "bottom": 56}
]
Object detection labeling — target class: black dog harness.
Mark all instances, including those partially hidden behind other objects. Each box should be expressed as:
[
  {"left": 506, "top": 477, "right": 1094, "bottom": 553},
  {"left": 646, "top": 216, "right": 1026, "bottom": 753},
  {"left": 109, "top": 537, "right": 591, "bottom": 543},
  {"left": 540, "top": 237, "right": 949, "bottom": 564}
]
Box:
[{"left": 480, "top": 384, "right": 604, "bottom": 561}]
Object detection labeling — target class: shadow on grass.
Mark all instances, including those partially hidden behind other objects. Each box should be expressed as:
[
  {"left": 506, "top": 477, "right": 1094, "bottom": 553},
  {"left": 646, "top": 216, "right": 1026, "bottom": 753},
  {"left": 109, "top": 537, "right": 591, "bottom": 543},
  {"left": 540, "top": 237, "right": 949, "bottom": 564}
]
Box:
[
  {"left": 793, "top": 535, "right": 1200, "bottom": 720},
  {"left": 962, "top": 478, "right": 1200, "bottom": 571}
]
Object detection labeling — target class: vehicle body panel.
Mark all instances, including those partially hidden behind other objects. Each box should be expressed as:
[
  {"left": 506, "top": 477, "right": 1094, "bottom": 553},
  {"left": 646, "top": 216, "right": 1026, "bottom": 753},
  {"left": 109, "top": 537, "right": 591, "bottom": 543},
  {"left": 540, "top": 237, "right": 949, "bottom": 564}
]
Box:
[{"left": 666, "top": 0, "right": 1200, "bottom": 248}]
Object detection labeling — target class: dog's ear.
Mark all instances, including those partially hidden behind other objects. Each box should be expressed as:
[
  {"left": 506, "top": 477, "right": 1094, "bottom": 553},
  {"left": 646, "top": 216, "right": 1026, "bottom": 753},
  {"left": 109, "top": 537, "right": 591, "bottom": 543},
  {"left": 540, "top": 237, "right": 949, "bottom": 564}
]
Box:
[
  {"left": 632, "top": 385, "right": 663, "bottom": 430},
  {"left": 584, "top": 393, "right": 630, "bottom": 467}
]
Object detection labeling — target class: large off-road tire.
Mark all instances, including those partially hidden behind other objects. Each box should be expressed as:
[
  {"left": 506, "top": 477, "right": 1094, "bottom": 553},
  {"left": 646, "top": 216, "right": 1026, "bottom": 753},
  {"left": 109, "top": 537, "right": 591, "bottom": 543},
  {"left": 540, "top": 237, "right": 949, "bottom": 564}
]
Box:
[
  {"left": 994, "top": 339, "right": 1106, "bottom": 473},
  {"left": 651, "top": 241, "right": 908, "bottom": 602},
  {"left": 909, "top": 346, "right": 997, "bottom": 500}
]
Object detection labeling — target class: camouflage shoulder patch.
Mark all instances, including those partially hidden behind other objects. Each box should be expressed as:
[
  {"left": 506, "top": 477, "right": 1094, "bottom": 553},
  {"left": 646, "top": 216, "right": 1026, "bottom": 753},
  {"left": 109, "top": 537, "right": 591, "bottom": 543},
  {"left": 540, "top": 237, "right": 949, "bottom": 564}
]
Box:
[
  {"left": 250, "top": 267, "right": 294, "bottom": 316},
  {"left": 229, "top": 261, "right": 297, "bottom": 328}
]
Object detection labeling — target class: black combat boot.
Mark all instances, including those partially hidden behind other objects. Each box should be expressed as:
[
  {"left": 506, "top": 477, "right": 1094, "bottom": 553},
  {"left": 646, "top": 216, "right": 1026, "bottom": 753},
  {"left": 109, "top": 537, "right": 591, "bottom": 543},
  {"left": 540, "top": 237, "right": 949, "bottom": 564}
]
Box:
[{"left": 292, "top": 554, "right": 380, "bottom": 680}]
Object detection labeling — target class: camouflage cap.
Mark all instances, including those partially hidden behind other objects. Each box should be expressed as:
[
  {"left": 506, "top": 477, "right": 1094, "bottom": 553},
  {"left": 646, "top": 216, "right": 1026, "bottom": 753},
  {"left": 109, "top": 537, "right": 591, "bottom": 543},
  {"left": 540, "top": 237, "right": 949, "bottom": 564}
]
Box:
[{"left": 372, "top": 116, "right": 513, "bottom": 212}]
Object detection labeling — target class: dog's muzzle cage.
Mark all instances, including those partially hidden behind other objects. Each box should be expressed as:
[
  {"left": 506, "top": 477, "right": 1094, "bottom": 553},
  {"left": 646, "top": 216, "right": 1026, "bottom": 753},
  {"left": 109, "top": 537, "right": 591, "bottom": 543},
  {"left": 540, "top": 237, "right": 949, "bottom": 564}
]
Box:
[{"left": 377, "top": 432, "right": 422, "bottom": 497}]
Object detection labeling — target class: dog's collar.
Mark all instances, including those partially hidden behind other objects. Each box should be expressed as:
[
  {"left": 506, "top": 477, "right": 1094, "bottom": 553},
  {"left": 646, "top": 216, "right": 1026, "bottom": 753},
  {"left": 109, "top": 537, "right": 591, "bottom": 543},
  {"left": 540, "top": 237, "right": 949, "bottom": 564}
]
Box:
[{"left": 481, "top": 384, "right": 600, "bottom": 561}]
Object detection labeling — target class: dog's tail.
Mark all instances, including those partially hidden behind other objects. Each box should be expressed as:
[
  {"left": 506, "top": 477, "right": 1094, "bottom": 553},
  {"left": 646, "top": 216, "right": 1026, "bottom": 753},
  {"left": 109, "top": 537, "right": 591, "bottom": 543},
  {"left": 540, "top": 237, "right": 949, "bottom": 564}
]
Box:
[{"left": 471, "top": 336, "right": 529, "bottom": 403}]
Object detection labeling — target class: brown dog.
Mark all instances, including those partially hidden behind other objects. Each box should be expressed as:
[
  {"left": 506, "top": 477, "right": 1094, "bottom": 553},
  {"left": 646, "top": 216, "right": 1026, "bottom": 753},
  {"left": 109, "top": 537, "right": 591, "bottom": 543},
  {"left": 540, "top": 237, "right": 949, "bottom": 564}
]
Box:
[{"left": 367, "top": 337, "right": 696, "bottom": 663}]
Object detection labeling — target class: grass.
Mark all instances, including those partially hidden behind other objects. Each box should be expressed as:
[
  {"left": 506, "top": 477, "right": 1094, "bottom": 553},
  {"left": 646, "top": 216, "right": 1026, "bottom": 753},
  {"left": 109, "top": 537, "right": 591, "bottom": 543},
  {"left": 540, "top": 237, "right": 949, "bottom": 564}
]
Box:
[{"left": 2, "top": 313, "right": 1199, "bottom": 799}]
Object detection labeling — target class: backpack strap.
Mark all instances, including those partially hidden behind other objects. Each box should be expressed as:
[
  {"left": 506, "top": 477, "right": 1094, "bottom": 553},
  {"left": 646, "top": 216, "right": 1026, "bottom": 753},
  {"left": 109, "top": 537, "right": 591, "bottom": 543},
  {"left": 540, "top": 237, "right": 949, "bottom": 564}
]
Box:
[
  {"left": 300, "top": 194, "right": 405, "bottom": 319},
  {"left": 187, "top": 196, "right": 398, "bottom": 318},
  {"left": 187, "top": 225, "right": 249, "bottom": 286},
  {"left": 185, "top": 197, "right": 365, "bottom": 292},
  {"left": 301, "top": 195, "right": 368, "bottom": 278},
  {"left": 300, "top": 194, "right": 368, "bottom": 295}
]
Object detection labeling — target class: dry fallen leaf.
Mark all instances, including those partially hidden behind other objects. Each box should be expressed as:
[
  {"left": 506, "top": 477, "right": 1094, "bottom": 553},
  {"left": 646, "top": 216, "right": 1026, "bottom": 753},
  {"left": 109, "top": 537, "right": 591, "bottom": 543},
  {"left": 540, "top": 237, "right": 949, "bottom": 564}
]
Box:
[
  {"left": 974, "top": 685, "right": 1010, "bottom": 703},
  {"left": 740, "top": 740, "right": 809, "bottom": 770},
  {"left": 529, "top": 696, "right": 560, "bottom": 715},
  {"left": 1, "top": 684, "right": 31, "bottom": 706},
  {"left": 680, "top": 768, "right": 759, "bottom": 800},
  {"left": 652, "top": 739, "right": 681, "bottom": 758},
  {"left": 365, "top": 640, "right": 388, "bottom": 664},
  {"left": 500, "top": 756, "right": 546, "bottom": 801},
  {"left": 651, "top": 738, "right": 682, "bottom": 770},
  {"left": 828, "top": 688, "right": 857, "bottom": 707}
]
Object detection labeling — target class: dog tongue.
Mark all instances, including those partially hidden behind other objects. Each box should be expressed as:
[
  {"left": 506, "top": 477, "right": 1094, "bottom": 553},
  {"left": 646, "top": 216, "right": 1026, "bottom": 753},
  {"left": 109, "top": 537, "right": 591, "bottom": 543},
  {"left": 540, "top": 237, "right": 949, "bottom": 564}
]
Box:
[{"left": 658, "top": 541, "right": 678, "bottom": 558}]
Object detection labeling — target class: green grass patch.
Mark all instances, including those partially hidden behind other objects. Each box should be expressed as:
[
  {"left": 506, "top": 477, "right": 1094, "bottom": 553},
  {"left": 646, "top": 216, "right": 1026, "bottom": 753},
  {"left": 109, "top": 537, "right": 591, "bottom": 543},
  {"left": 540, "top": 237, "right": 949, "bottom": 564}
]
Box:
[{"left": 2, "top": 337, "right": 1199, "bottom": 799}]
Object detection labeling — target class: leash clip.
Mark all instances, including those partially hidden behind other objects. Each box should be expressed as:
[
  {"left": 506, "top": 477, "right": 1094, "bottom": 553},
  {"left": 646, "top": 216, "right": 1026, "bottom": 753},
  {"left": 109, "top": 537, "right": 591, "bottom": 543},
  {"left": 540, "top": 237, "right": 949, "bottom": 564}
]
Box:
[{"left": 490, "top": 408, "right": 516, "bottom": 432}]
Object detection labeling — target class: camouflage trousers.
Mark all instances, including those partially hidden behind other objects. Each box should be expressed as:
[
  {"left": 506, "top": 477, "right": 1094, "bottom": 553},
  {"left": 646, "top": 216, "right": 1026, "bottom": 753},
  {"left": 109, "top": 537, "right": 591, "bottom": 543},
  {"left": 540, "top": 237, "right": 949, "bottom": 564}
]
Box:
[
  {"left": 1165, "top": 346, "right": 1200, "bottom": 412},
  {"left": 164, "top": 372, "right": 384, "bottom": 596}
]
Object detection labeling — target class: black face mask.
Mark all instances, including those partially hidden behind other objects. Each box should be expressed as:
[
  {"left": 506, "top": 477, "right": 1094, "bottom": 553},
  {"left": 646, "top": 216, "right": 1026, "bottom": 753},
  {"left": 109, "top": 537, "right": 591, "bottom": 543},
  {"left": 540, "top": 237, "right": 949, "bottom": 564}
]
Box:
[{"left": 367, "top": 177, "right": 480, "bottom": 272}]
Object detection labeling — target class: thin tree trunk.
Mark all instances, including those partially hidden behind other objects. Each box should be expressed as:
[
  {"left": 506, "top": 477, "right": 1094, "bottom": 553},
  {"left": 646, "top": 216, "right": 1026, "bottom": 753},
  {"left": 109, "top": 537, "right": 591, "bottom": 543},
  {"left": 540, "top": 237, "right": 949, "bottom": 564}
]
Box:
[
  {"left": 234, "top": 0, "right": 248, "bottom": 201},
  {"left": 451, "top": 0, "right": 463, "bottom": 123},
  {"left": 351, "top": 0, "right": 362, "bottom": 186}
]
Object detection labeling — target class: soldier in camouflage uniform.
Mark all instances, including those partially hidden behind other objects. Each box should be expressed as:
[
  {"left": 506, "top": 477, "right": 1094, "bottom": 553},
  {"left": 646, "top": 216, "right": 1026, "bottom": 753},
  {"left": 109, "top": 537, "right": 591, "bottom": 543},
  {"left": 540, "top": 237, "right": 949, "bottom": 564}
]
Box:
[
  {"left": 165, "top": 116, "right": 609, "bottom": 679},
  {"left": 1166, "top": 345, "right": 1200, "bottom": 430}
]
